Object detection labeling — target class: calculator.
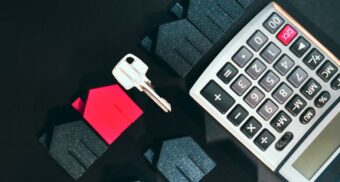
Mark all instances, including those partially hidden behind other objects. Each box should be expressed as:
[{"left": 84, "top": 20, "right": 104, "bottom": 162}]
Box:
[{"left": 190, "top": 2, "right": 340, "bottom": 182}]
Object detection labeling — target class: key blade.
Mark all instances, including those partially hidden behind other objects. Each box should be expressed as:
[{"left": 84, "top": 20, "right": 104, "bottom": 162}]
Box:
[
  {"left": 112, "top": 54, "right": 149, "bottom": 91},
  {"left": 141, "top": 82, "right": 172, "bottom": 113}
]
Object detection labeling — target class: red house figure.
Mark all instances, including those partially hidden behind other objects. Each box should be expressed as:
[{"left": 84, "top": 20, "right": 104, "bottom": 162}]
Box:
[{"left": 72, "top": 84, "right": 143, "bottom": 145}]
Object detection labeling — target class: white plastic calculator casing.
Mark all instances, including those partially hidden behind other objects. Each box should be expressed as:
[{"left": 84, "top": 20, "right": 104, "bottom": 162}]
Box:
[{"left": 190, "top": 2, "right": 339, "bottom": 181}]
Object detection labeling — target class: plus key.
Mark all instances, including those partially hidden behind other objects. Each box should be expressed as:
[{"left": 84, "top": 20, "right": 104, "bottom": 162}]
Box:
[{"left": 201, "top": 81, "right": 235, "bottom": 114}]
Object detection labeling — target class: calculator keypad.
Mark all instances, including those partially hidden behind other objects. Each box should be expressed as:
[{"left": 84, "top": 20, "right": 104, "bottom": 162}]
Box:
[
  {"left": 244, "top": 87, "right": 265, "bottom": 108},
  {"left": 314, "top": 91, "right": 331, "bottom": 108},
  {"left": 190, "top": 3, "right": 340, "bottom": 170},
  {"left": 260, "top": 71, "right": 280, "bottom": 92},
  {"left": 303, "top": 49, "right": 324, "bottom": 70},
  {"left": 201, "top": 81, "right": 235, "bottom": 114},
  {"left": 290, "top": 37, "right": 311, "bottom": 57},
  {"left": 317, "top": 61, "right": 338, "bottom": 82},
  {"left": 274, "top": 55, "right": 295, "bottom": 76},
  {"left": 217, "top": 63, "right": 238, "bottom": 84},
  {"left": 288, "top": 67, "right": 308, "bottom": 88},
  {"left": 231, "top": 75, "right": 252, "bottom": 96},
  {"left": 300, "top": 108, "right": 316, "bottom": 124},
  {"left": 271, "top": 111, "right": 292, "bottom": 133},
  {"left": 261, "top": 42, "right": 281, "bottom": 63},
  {"left": 286, "top": 95, "right": 307, "bottom": 116},
  {"left": 263, "top": 13, "right": 284, "bottom": 34},
  {"left": 273, "top": 83, "right": 293, "bottom": 104},
  {"left": 241, "top": 117, "right": 262, "bottom": 138},
  {"left": 254, "top": 129, "right": 275, "bottom": 151},
  {"left": 258, "top": 99, "right": 279, "bottom": 121},
  {"left": 331, "top": 74, "right": 340, "bottom": 90},
  {"left": 277, "top": 25, "right": 298, "bottom": 46},
  {"left": 247, "top": 30, "right": 268, "bottom": 51},
  {"left": 233, "top": 47, "right": 254, "bottom": 67},
  {"left": 300, "top": 79, "right": 322, "bottom": 100},
  {"left": 275, "top": 132, "right": 293, "bottom": 151},
  {"left": 228, "top": 105, "right": 249, "bottom": 126},
  {"left": 246, "top": 59, "right": 267, "bottom": 79}
]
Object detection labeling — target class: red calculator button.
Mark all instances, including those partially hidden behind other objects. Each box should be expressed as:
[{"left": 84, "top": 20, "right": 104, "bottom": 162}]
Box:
[{"left": 277, "top": 25, "right": 298, "bottom": 46}]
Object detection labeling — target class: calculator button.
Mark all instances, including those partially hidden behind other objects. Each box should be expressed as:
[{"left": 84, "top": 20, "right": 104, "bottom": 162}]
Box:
[
  {"left": 241, "top": 117, "right": 262, "bottom": 138},
  {"left": 301, "top": 79, "right": 322, "bottom": 100},
  {"left": 263, "top": 13, "right": 284, "bottom": 34},
  {"left": 277, "top": 24, "right": 298, "bottom": 46},
  {"left": 246, "top": 59, "right": 267, "bottom": 80},
  {"left": 271, "top": 111, "right": 292, "bottom": 133},
  {"left": 227, "top": 105, "right": 249, "bottom": 126},
  {"left": 258, "top": 99, "right": 279, "bottom": 121},
  {"left": 247, "top": 30, "right": 268, "bottom": 51},
  {"left": 254, "top": 129, "right": 275, "bottom": 151},
  {"left": 231, "top": 75, "right": 252, "bottom": 96},
  {"left": 274, "top": 54, "right": 295, "bottom": 76},
  {"left": 300, "top": 108, "right": 316, "bottom": 124},
  {"left": 303, "top": 49, "right": 324, "bottom": 70},
  {"left": 244, "top": 87, "right": 265, "bottom": 108},
  {"left": 315, "top": 91, "right": 330, "bottom": 108},
  {"left": 260, "top": 71, "right": 280, "bottom": 92},
  {"left": 331, "top": 74, "right": 340, "bottom": 90},
  {"left": 288, "top": 67, "right": 308, "bottom": 88},
  {"left": 290, "top": 37, "right": 311, "bottom": 58},
  {"left": 286, "top": 95, "right": 307, "bottom": 116},
  {"left": 201, "top": 81, "right": 235, "bottom": 114},
  {"left": 261, "top": 42, "right": 281, "bottom": 63},
  {"left": 317, "top": 61, "right": 338, "bottom": 82},
  {"left": 217, "top": 63, "right": 238, "bottom": 84},
  {"left": 273, "top": 83, "right": 293, "bottom": 104},
  {"left": 232, "top": 47, "right": 253, "bottom": 68},
  {"left": 275, "top": 132, "right": 293, "bottom": 151}
]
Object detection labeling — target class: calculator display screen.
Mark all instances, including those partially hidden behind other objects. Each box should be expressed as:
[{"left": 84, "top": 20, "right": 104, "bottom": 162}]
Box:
[{"left": 292, "top": 112, "right": 340, "bottom": 179}]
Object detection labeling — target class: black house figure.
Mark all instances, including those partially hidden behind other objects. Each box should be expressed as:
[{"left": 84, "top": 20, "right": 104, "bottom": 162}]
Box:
[
  {"left": 144, "top": 136, "right": 216, "bottom": 182},
  {"left": 40, "top": 120, "right": 108, "bottom": 180},
  {"left": 141, "top": 0, "right": 253, "bottom": 77}
]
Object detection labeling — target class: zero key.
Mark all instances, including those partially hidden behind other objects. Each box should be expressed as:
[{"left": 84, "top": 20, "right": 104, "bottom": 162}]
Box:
[{"left": 201, "top": 81, "right": 235, "bottom": 114}]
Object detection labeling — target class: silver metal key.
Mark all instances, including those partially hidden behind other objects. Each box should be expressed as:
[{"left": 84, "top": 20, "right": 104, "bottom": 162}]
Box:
[{"left": 112, "top": 54, "right": 172, "bottom": 113}]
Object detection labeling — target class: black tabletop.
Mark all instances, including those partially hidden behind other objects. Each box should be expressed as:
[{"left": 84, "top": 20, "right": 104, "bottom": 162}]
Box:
[{"left": 0, "top": 0, "right": 339, "bottom": 181}]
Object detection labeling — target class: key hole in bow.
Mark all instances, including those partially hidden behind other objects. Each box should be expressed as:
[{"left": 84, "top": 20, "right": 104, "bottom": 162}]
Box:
[{"left": 126, "top": 57, "right": 134, "bottom": 64}]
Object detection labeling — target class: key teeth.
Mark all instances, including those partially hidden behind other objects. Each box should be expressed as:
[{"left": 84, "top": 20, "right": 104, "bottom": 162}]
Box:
[
  {"left": 167, "top": 105, "right": 172, "bottom": 113},
  {"left": 162, "top": 98, "right": 172, "bottom": 113}
]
